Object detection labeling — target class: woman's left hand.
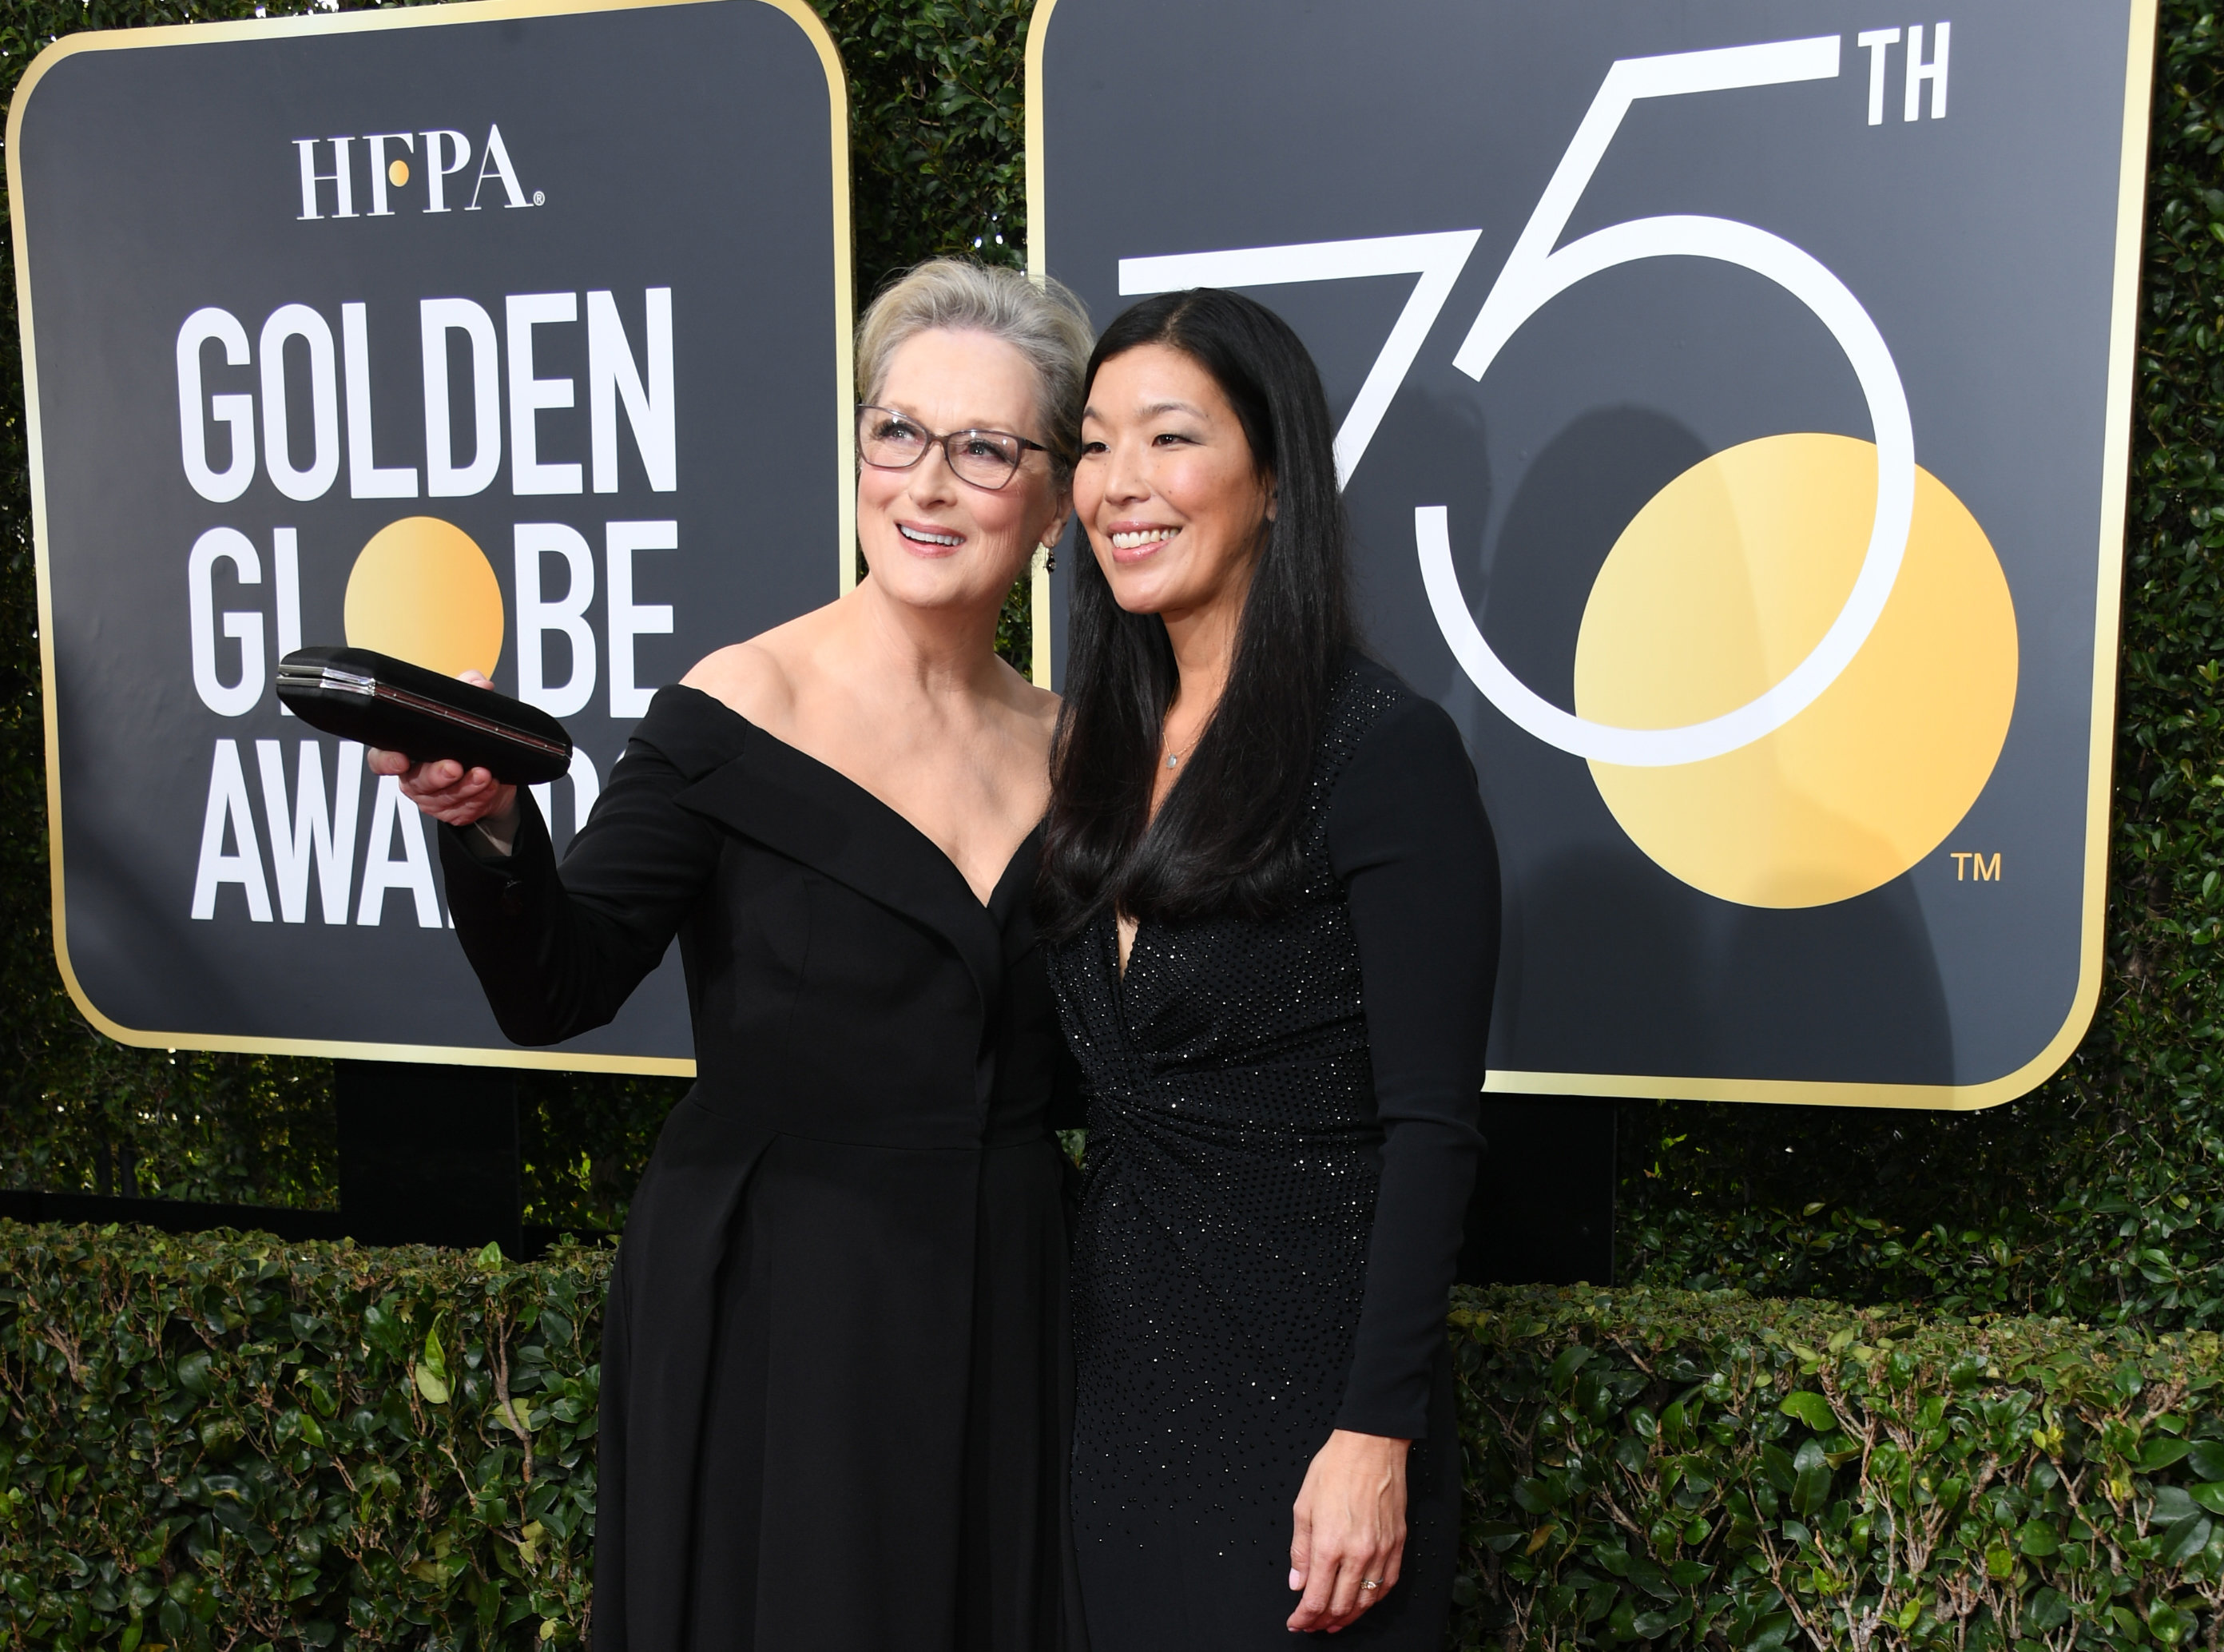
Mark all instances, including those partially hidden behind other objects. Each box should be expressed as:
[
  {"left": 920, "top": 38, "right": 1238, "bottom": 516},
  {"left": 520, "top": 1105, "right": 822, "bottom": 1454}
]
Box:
[{"left": 1287, "top": 1428, "right": 1410, "bottom": 1634}]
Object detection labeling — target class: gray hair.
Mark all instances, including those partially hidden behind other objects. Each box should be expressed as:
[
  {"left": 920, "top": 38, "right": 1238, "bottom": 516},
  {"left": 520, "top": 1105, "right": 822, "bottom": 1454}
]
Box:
[{"left": 856, "top": 258, "right": 1093, "bottom": 480}]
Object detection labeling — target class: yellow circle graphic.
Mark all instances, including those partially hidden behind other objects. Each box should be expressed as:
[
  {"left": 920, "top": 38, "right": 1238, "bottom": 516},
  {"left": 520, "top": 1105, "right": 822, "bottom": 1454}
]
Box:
[
  {"left": 1573, "top": 433, "right": 2017, "bottom": 908},
  {"left": 388, "top": 158, "right": 410, "bottom": 188},
  {"left": 344, "top": 516, "right": 505, "bottom": 678}
]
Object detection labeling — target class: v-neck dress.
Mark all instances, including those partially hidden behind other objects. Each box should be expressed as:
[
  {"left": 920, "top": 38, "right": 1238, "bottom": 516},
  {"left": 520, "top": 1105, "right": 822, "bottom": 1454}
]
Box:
[
  {"left": 1044, "top": 655, "right": 1499, "bottom": 1650},
  {"left": 437, "top": 685, "right": 1085, "bottom": 1652}
]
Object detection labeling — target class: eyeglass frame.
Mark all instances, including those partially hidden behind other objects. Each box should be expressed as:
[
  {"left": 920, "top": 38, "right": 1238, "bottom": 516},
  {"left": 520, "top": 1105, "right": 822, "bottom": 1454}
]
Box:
[{"left": 856, "top": 404, "right": 1058, "bottom": 493}]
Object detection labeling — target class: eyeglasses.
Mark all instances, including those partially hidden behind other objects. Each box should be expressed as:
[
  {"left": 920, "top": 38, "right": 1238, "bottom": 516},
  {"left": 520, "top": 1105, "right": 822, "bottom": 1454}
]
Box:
[{"left": 857, "top": 406, "right": 1052, "bottom": 492}]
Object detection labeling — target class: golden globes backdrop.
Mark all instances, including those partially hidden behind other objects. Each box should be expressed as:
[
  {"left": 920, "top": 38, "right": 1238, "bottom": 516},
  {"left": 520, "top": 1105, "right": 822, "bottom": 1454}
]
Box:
[
  {"left": 11, "top": 0, "right": 852, "bottom": 1072},
  {"left": 1030, "top": 0, "right": 2156, "bottom": 1107}
]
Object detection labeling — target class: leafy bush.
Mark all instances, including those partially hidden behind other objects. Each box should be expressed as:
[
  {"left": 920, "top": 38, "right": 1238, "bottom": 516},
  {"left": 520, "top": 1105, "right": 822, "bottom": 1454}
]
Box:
[
  {"left": 0, "top": 1221, "right": 606, "bottom": 1651},
  {"left": 24, "top": 1225, "right": 2224, "bottom": 1652},
  {"left": 1452, "top": 1285, "right": 2224, "bottom": 1651}
]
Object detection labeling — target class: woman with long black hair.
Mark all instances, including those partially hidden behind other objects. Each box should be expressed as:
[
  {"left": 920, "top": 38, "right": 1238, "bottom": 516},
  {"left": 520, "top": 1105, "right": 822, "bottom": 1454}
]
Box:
[{"left": 1037, "top": 289, "right": 1499, "bottom": 1649}]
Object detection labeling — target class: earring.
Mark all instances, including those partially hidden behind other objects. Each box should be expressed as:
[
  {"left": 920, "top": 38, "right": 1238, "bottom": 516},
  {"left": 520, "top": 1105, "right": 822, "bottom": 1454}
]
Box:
[{"left": 1039, "top": 544, "right": 1058, "bottom": 574}]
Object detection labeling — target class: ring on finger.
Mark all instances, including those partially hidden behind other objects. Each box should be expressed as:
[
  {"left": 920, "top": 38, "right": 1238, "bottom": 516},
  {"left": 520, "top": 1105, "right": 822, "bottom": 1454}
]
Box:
[{"left": 1360, "top": 1579, "right": 1381, "bottom": 1591}]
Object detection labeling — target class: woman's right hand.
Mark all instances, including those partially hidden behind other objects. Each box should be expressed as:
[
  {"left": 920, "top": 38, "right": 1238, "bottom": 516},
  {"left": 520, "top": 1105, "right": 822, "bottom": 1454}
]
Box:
[
  {"left": 368, "top": 747, "right": 518, "bottom": 834},
  {"left": 365, "top": 668, "right": 522, "bottom": 844}
]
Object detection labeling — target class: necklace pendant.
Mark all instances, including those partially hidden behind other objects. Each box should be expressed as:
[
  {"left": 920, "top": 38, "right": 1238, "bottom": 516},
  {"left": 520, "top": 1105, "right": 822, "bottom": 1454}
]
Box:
[{"left": 1166, "top": 754, "right": 1179, "bottom": 768}]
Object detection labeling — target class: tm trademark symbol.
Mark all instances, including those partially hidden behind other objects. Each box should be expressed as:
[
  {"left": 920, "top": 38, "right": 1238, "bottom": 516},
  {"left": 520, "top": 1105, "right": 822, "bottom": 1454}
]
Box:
[
  {"left": 534, "top": 190, "right": 545, "bottom": 206},
  {"left": 1951, "top": 852, "right": 2002, "bottom": 882}
]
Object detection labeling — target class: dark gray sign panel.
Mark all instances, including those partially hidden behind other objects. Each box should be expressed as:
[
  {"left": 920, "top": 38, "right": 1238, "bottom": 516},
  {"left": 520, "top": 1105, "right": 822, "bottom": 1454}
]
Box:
[
  {"left": 1030, "top": 0, "right": 2154, "bottom": 1107},
  {"left": 12, "top": 0, "right": 852, "bottom": 1074}
]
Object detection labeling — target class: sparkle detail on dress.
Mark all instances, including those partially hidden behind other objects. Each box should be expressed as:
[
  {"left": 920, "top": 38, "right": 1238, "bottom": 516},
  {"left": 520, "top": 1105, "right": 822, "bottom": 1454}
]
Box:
[{"left": 1049, "top": 663, "right": 1401, "bottom": 1541}]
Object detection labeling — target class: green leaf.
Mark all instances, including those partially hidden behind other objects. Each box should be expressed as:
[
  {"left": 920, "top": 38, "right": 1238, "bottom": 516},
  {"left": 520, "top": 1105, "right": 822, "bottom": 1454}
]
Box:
[
  {"left": 413, "top": 1322, "right": 453, "bottom": 1406},
  {"left": 361, "top": 1301, "right": 411, "bottom": 1360},
  {"left": 1626, "top": 1555, "right": 1674, "bottom": 1602},
  {"left": 1760, "top": 1442, "right": 1797, "bottom": 1494},
  {"left": 173, "top": 1352, "right": 213, "bottom": 1399},
  {"left": 1778, "top": 1391, "right": 1835, "bottom": 1432},
  {"left": 300, "top": 1369, "right": 338, "bottom": 1419},
  {"left": 2024, "top": 1589, "right": 2070, "bottom": 1632},
  {"left": 1547, "top": 1344, "right": 1595, "bottom": 1388},
  {"left": 476, "top": 1241, "right": 506, "bottom": 1271},
  {"left": 2162, "top": 1515, "right": 2212, "bottom": 1566},
  {"left": 1790, "top": 1439, "right": 1831, "bottom": 1519},
  {"left": 2154, "top": 1484, "right": 2199, "bottom": 1524},
  {"left": 2143, "top": 1437, "right": 2193, "bottom": 1470},
  {"left": 2190, "top": 1481, "right": 2224, "bottom": 1516},
  {"left": 2188, "top": 1441, "right": 2224, "bottom": 1482},
  {"left": 2016, "top": 1520, "right": 2061, "bottom": 1557}
]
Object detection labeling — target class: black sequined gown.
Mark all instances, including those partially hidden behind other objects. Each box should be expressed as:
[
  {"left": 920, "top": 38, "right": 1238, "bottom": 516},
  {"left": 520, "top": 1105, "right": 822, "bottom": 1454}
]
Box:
[{"left": 1047, "top": 656, "right": 1500, "bottom": 1650}]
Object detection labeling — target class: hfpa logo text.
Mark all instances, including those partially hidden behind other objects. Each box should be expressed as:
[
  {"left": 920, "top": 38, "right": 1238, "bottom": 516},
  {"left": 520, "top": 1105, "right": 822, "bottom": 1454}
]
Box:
[{"left": 294, "top": 126, "right": 543, "bottom": 220}]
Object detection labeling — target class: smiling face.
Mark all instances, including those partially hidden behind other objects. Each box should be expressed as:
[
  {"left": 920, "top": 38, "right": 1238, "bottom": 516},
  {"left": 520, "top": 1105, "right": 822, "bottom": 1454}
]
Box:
[
  {"left": 1074, "top": 342, "right": 1274, "bottom": 624},
  {"left": 856, "top": 327, "right": 1069, "bottom": 615}
]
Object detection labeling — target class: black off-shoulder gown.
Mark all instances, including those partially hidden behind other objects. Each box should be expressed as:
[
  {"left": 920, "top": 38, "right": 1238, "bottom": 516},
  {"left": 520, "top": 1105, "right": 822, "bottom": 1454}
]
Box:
[
  {"left": 438, "top": 685, "right": 1084, "bottom": 1652},
  {"left": 1046, "top": 656, "right": 1499, "bottom": 1650}
]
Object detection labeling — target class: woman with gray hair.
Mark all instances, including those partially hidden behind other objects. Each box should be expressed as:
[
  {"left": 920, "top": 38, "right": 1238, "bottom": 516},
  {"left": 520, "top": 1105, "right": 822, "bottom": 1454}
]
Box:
[{"left": 373, "top": 258, "right": 1093, "bottom": 1650}]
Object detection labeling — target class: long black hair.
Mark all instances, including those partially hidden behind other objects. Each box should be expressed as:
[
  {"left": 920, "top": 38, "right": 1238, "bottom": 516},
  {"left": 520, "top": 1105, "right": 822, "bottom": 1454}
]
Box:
[{"left": 1036, "top": 288, "right": 1354, "bottom": 937}]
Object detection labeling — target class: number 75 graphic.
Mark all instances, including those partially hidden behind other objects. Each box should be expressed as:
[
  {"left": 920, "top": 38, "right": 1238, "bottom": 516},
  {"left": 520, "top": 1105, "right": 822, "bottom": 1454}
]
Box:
[{"left": 1118, "top": 34, "right": 1914, "bottom": 770}]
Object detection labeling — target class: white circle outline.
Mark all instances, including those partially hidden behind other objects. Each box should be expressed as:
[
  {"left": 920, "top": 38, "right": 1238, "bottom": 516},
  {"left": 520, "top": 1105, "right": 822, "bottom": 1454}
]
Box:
[{"left": 1418, "top": 213, "right": 1916, "bottom": 769}]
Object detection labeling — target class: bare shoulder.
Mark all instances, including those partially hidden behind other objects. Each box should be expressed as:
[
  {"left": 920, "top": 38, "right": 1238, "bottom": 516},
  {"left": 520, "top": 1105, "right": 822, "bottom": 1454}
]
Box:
[{"left": 681, "top": 632, "right": 801, "bottom": 732}]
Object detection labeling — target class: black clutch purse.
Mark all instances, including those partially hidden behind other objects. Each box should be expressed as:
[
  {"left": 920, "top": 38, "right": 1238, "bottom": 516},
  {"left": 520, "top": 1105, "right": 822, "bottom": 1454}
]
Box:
[{"left": 275, "top": 646, "right": 574, "bottom": 786}]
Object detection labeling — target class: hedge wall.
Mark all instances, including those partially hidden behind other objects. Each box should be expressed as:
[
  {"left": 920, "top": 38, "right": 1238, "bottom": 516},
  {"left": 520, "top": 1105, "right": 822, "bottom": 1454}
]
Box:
[
  {"left": 0, "top": 1224, "right": 601, "bottom": 1650},
  {"left": 20, "top": 1221, "right": 2224, "bottom": 1652}
]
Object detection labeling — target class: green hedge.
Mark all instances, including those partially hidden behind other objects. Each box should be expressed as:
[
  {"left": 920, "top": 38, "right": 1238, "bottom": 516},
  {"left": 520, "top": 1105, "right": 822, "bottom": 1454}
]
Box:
[
  {"left": 20, "top": 1219, "right": 2224, "bottom": 1652},
  {"left": 0, "top": 1223, "right": 605, "bottom": 1651},
  {"left": 1455, "top": 1287, "right": 2224, "bottom": 1651}
]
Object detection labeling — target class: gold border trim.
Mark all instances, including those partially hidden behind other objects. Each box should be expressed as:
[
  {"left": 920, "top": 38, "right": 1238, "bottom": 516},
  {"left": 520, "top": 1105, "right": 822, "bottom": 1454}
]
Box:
[
  {"left": 8, "top": 0, "right": 857, "bottom": 1076},
  {"left": 1027, "top": 0, "right": 2161, "bottom": 1110}
]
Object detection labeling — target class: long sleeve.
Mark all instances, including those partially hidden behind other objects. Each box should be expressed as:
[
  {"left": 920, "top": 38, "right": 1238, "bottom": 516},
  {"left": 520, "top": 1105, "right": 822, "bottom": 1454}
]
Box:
[
  {"left": 1326, "top": 691, "right": 1500, "bottom": 1439},
  {"left": 439, "top": 705, "right": 726, "bottom": 1046}
]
